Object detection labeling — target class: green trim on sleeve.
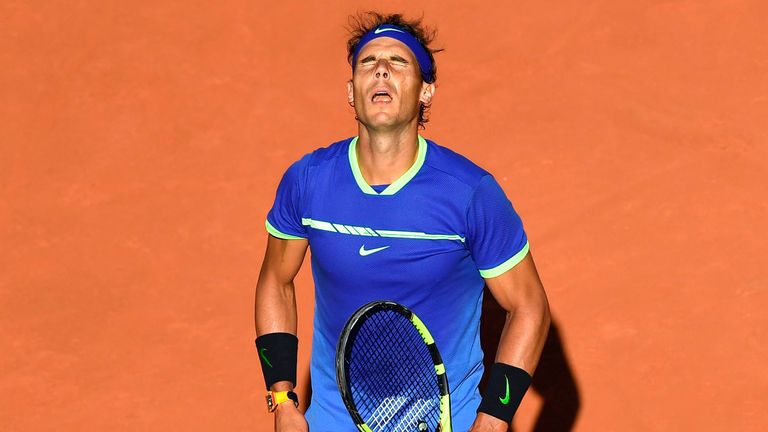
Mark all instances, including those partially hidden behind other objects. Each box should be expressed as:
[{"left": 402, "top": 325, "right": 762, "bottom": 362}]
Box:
[
  {"left": 478, "top": 242, "right": 530, "bottom": 278},
  {"left": 265, "top": 220, "right": 306, "bottom": 240}
]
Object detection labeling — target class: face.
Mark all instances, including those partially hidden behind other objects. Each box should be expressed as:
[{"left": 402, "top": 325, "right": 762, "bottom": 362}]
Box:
[{"left": 347, "top": 37, "right": 435, "bottom": 131}]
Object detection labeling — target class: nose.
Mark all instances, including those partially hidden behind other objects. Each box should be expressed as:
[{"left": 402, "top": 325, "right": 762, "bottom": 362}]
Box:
[{"left": 374, "top": 59, "right": 390, "bottom": 79}]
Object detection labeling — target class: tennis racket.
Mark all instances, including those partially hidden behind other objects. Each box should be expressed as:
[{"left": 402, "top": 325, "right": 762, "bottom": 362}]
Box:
[{"left": 335, "top": 300, "right": 452, "bottom": 432}]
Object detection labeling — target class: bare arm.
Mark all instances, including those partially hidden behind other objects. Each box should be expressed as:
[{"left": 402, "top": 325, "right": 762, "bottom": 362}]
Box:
[
  {"left": 470, "top": 251, "right": 551, "bottom": 431},
  {"left": 255, "top": 234, "right": 308, "bottom": 340},
  {"left": 254, "top": 234, "right": 309, "bottom": 431},
  {"left": 486, "top": 252, "right": 550, "bottom": 372}
]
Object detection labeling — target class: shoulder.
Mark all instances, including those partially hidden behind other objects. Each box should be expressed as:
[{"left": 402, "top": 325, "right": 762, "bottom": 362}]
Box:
[
  {"left": 282, "top": 137, "right": 353, "bottom": 174},
  {"left": 423, "top": 138, "right": 491, "bottom": 189},
  {"left": 304, "top": 137, "right": 351, "bottom": 167}
]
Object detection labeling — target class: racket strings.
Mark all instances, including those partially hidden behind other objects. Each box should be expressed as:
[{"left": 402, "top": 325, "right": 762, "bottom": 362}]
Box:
[{"left": 348, "top": 310, "right": 441, "bottom": 431}]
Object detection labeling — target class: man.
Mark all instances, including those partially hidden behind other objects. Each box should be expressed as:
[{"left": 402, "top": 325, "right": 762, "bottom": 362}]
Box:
[{"left": 255, "top": 12, "right": 550, "bottom": 432}]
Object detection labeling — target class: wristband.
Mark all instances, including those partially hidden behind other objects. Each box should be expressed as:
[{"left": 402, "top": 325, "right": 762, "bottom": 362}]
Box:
[
  {"left": 477, "top": 363, "right": 532, "bottom": 424},
  {"left": 255, "top": 332, "right": 298, "bottom": 390}
]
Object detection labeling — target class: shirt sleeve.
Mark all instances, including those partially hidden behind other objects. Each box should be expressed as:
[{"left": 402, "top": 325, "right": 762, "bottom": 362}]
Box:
[
  {"left": 466, "top": 175, "right": 530, "bottom": 278},
  {"left": 265, "top": 156, "right": 309, "bottom": 240}
]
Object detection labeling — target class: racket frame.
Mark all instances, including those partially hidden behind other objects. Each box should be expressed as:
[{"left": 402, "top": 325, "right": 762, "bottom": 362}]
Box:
[{"left": 335, "top": 300, "right": 452, "bottom": 432}]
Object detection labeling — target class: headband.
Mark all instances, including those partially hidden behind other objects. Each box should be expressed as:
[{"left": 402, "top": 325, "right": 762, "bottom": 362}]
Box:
[{"left": 351, "top": 24, "right": 435, "bottom": 83}]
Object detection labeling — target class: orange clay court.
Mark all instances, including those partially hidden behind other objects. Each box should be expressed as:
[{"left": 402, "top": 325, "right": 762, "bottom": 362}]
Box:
[{"left": 1, "top": 1, "right": 766, "bottom": 431}]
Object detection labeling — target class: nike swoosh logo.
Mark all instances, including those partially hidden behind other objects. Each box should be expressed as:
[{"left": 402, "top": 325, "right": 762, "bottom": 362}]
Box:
[
  {"left": 259, "top": 348, "right": 273, "bottom": 368},
  {"left": 359, "top": 245, "right": 390, "bottom": 256},
  {"left": 374, "top": 27, "right": 405, "bottom": 34},
  {"left": 499, "top": 374, "right": 510, "bottom": 405}
]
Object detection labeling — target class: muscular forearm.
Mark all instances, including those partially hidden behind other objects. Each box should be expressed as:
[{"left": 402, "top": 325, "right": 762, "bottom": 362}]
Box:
[
  {"left": 254, "top": 235, "right": 306, "bottom": 336},
  {"left": 472, "top": 254, "right": 551, "bottom": 431},
  {"left": 255, "top": 277, "right": 299, "bottom": 392},
  {"left": 495, "top": 292, "right": 550, "bottom": 374},
  {"left": 255, "top": 278, "right": 298, "bottom": 336},
  {"left": 254, "top": 236, "right": 307, "bottom": 394},
  {"left": 470, "top": 300, "right": 550, "bottom": 431}
]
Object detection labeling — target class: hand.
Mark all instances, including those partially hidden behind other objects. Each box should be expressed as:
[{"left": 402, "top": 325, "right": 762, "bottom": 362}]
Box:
[
  {"left": 468, "top": 412, "right": 509, "bottom": 432},
  {"left": 274, "top": 402, "right": 308, "bottom": 432}
]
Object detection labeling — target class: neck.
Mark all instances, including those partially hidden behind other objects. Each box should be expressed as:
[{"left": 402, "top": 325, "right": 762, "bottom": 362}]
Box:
[{"left": 356, "top": 124, "right": 420, "bottom": 186}]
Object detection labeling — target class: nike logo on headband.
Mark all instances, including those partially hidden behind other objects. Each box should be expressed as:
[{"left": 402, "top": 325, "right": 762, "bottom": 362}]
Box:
[{"left": 374, "top": 27, "right": 405, "bottom": 34}]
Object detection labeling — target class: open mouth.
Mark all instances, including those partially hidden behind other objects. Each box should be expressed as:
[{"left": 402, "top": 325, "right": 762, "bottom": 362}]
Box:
[{"left": 371, "top": 89, "right": 393, "bottom": 103}]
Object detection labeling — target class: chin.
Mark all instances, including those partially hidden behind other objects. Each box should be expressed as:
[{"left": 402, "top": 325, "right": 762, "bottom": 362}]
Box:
[{"left": 360, "top": 112, "right": 398, "bottom": 127}]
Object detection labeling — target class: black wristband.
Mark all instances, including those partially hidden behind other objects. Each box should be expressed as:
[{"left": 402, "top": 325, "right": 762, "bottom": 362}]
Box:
[
  {"left": 477, "top": 363, "right": 532, "bottom": 424},
  {"left": 255, "top": 333, "right": 298, "bottom": 390}
]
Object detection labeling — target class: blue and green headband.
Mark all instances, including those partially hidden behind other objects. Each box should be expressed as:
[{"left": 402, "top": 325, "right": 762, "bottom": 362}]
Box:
[{"left": 351, "top": 24, "right": 435, "bottom": 83}]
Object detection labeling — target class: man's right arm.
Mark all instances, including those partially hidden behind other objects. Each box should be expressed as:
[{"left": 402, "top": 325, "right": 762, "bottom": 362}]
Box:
[{"left": 254, "top": 234, "right": 309, "bottom": 430}]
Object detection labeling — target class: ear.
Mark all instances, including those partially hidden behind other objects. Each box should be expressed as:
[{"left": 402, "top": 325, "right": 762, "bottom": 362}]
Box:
[
  {"left": 347, "top": 80, "right": 355, "bottom": 106},
  {"left": 419, "top": 82, "right": 436, "bottom": 105}
]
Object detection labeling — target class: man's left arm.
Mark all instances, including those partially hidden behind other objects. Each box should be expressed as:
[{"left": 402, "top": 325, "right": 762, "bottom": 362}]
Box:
[{"left": 469, "top": 251, "right": 551, "bottom": 431}]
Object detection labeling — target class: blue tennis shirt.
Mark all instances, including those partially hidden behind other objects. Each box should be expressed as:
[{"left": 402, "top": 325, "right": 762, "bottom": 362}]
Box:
[{"left": 266, "top": 136, "right": 529, "bottom": 431}]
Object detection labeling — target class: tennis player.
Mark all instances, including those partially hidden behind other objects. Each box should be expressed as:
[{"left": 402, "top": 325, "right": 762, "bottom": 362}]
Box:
[{"left": 255, "top": 12, "right": 551, "bottom": 432}]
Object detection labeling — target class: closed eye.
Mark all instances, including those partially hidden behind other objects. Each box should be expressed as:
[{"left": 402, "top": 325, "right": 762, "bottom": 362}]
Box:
[
  {"left": 389, "top": 55, "right": 409, "bottom": 65},
  {"left": 359, "top": 55, "right": 410, "bottom": 66},
  {"left": 359, "top": 55, "right": 377, "bottom": 65}
]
